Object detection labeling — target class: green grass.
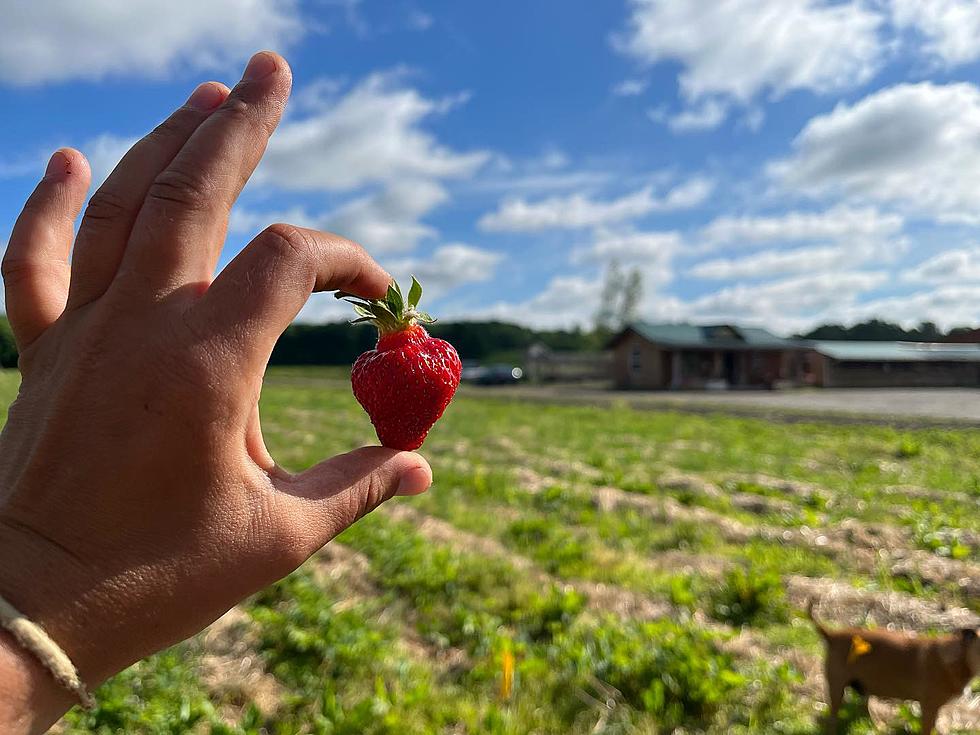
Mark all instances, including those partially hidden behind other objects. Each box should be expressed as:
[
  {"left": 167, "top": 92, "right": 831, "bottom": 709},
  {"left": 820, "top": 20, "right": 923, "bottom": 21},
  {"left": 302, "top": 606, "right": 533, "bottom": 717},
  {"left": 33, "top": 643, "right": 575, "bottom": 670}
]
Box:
[{"left": 1, "top": 366, "right": 977, "bottom": 734}]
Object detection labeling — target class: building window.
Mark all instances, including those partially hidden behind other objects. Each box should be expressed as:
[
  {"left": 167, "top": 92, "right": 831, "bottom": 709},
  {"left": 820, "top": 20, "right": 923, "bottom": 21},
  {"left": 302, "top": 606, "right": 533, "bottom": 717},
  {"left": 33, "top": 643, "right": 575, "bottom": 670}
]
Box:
[{"left": 630, "top": 347, "right": 642, "bottom": 373}]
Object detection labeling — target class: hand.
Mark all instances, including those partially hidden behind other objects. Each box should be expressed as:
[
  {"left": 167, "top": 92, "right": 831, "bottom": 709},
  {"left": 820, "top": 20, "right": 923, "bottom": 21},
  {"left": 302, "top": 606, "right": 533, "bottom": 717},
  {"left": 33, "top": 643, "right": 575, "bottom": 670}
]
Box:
[{"left": 0, "top": 51, "right": 432, "bottom": 732}]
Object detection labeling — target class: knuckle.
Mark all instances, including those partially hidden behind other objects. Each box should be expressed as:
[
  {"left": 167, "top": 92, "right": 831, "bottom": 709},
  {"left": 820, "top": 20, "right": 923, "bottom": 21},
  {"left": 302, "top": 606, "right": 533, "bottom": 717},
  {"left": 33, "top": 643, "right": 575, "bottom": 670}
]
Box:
[
  {"left": 146, "top": 111, "right": 195, "bottom": 145},
  {"left": 213, "top": 96, "right": 253, "bottom": 128},
  {"left": 82, "top": 189, "right": 130, "bottom": 226},
  {"left": 146, "top": 167, "right": 214, "bottom": 213},
  {"left": 1, "top": 255, "right": 36, "bottom": 286},
  {"left": 257, "top": 224, "right": 315, "bottom": 271}
]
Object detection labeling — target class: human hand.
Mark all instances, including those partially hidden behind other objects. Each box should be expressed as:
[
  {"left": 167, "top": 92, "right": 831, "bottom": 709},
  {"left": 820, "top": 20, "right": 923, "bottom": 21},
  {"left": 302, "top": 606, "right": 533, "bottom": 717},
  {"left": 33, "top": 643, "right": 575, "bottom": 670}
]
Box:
[{"left": 0, "top": 51, "right": 432, "bottom": 730}]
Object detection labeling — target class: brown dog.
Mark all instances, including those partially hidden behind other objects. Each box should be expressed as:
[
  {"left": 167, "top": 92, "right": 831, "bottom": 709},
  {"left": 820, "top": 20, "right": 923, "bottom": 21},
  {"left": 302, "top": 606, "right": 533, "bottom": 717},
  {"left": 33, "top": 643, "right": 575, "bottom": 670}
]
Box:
[{"left": 808, "top": 601, "right": 980, "bottom": 734}]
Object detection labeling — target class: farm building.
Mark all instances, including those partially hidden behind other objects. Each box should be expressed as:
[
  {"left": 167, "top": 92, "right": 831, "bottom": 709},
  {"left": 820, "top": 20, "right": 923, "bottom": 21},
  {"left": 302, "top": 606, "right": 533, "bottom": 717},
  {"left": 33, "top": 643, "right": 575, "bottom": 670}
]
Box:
[
  {"left": 808, "top": 341, "right": 980, "bottom": 388},
  {"left": 610, "top": 323, "right": 980, "bottom": 390},
  {"left": 609, "top": 323, "right": 809, "bottom": 390}
]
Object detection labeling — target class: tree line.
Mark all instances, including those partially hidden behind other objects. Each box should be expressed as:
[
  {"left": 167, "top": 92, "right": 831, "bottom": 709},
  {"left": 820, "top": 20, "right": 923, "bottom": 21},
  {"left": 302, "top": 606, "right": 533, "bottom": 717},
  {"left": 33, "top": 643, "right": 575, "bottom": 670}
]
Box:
[{"left": 0, "top": 314, "right": 974, "bottom": 369}]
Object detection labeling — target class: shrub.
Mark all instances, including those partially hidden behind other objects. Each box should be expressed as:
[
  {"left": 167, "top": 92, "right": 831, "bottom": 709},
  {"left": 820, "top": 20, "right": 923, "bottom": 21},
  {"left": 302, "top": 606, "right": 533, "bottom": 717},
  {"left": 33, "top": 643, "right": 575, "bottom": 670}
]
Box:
[{"left": 709, "top": 566, "right": 788, "bottom": 627}]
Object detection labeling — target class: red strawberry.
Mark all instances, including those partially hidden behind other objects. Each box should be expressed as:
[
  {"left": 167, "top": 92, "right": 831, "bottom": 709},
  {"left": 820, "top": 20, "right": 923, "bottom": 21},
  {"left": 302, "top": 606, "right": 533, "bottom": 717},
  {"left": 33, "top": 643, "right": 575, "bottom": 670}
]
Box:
[{"left": 338, "top": 277, "right": 461, "bottom": 451}]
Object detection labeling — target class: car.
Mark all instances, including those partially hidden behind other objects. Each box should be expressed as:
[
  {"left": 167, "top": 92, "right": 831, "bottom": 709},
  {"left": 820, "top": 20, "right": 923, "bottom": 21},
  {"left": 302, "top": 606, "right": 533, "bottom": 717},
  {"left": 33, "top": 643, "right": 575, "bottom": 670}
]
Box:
[{"left": 460, "top": 364, "right": 524, "bottom": 385}]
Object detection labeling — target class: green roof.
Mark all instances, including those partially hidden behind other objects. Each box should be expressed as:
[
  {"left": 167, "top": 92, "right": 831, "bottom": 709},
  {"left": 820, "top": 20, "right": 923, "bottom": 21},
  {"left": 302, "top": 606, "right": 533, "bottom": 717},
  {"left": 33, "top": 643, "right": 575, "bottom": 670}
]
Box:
[
  {"left": 624, "top": 322, "right": 803, "bottom": 350},
  {"left": 813, "top": 341, "right": 980, "bottom": 363}
]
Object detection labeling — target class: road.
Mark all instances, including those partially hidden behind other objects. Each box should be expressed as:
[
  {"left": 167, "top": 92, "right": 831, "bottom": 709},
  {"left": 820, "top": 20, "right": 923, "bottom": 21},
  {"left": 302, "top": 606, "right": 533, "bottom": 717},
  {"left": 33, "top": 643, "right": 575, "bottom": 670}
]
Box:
[{"left": 463, "top": 384, "right": 980, "bottom": 427}]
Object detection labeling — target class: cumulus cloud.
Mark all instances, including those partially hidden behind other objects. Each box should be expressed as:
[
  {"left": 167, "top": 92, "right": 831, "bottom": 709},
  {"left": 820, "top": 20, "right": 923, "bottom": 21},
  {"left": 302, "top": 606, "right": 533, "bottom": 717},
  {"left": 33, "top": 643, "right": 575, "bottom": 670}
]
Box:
[
  {"left": 902, "top": 247, "right": 980, "bottom": 284},
  {"left": 689, "top": 245, "right": 851, "bottom": 280},
  {"left": 387, "top": 243, "right": 503, "bottom": 298},
  {"left": 835, "top": 285, "right": 980, "bottom": 331},
  {"left": 255, "top": 72, "right": 490, "bottom": 191},
  {"left": 687, "top": 270, "right": 888, "bottom": 332},
  {"left": 890, "top": 0, "right": 980, "bottom": 66},
  {"left": 614, "top": 0, "right": 884, "bottom": 127},
  {"left": 470, "top": 275, "right": 601, "bottom": 329},
  {"left": 587, "top": 229, "right": 682, "bottom": 265},
  {"left": 230, "top": 180, "right": 448, "bottom": 253},
  {"left": 0, "top": 0, "right": 303, "bottom": 86},
  {"left": 771, "top": 82, "right": 980, "bottom": 222},
  {"left": 478, "top": 178, "right": 713, "bottom": 232},
  {"left": 700, "top": 206, "right": 905, "bottom": 248}
]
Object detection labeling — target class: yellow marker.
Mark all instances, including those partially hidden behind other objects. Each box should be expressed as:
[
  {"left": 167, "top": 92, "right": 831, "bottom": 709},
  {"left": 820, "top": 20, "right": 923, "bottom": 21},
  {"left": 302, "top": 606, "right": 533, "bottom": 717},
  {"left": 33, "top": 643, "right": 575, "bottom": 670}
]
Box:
[
  {"left": 500, "top": 649, "right": 515, "bottom": 700},
  {"left": 847, "top": 634, "right": 872, "bottom": 664}
]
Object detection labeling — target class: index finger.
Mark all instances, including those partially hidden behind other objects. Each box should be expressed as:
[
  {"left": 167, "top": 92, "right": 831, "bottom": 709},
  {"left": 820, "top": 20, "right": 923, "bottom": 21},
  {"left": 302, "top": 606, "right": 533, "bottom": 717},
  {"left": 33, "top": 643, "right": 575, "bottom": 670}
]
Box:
[{"left": 192, "top": 224, "right": 391, "bottom": 367}]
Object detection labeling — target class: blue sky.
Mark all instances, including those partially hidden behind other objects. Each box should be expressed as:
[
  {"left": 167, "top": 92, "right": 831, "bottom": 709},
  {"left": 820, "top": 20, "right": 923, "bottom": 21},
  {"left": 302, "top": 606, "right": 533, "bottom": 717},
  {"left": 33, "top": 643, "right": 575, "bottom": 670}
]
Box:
[{"left": 2, "top": 0, "right": 980, "bottom": 334}]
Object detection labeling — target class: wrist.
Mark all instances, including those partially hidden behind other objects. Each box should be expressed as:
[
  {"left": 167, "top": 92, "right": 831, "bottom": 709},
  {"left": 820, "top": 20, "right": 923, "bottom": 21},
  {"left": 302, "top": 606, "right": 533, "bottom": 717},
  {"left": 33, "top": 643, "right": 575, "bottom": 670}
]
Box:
[{"left": 0, "top": 626, "right": 74, "bottom": 735}]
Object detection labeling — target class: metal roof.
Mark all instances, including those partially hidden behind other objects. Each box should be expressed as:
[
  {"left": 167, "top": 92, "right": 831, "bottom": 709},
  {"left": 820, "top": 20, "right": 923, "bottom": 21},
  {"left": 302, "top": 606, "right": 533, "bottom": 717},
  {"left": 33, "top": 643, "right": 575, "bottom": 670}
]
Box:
[
  {"left": 813, "top": 341, "right": 980, "bottom": 363},
  {"left": 625, "top": 322, "right": 804, "bottom": 350}
]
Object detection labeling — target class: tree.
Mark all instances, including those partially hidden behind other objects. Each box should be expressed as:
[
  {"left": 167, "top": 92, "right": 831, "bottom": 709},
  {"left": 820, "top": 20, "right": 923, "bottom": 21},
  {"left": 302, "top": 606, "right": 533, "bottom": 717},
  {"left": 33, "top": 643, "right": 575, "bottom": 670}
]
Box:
[
  {"left": 0, "top": 315, "right": 17, "bottom": 368},
  {"left": 594, "top": 260, "right": 624, "bottom": 333},
  {"left": 619, "top": 267, "right": 643, "bottom": 328}
]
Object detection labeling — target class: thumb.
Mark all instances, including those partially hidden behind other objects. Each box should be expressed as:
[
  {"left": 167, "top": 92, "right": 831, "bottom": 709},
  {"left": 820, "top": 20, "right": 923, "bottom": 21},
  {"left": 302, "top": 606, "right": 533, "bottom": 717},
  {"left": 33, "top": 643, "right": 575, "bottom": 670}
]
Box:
[{"left": 278, "top": 446, "right": 432, "bottom": 554}]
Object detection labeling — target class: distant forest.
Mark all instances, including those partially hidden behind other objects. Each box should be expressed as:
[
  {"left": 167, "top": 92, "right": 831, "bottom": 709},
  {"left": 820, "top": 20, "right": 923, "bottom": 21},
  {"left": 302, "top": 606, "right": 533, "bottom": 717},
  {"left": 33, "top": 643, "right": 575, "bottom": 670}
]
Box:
[{"left": 0, "top": 316, "right": 974, "bottom": 369}]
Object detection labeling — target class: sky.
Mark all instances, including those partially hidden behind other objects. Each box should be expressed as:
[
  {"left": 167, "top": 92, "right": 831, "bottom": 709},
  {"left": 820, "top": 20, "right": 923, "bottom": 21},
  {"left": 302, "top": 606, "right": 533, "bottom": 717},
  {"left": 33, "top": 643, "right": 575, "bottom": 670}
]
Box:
[{"left": 2, "top": 0, "right": 980, "bottom": 335}]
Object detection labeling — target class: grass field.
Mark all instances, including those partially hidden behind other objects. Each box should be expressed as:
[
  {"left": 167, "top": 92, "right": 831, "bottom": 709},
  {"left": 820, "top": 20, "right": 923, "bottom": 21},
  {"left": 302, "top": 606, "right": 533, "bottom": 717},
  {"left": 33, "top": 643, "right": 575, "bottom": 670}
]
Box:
[{"left": 2, "top": 367, "right": 977, "bottom": 734}]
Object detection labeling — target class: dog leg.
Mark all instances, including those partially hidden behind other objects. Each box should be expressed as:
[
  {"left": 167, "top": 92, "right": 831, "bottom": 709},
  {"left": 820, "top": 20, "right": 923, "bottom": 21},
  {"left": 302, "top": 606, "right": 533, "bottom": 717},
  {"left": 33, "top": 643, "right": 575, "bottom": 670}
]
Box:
[{"left": 825, "top": 683, "right": 843, "bottom": 735}]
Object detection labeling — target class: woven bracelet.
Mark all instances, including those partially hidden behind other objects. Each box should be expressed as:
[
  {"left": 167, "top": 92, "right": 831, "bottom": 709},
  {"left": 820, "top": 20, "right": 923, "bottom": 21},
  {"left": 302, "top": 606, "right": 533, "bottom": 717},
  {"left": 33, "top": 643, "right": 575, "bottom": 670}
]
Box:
[{"left": 0, "top": 594, "right": 95, "bottom": 710}]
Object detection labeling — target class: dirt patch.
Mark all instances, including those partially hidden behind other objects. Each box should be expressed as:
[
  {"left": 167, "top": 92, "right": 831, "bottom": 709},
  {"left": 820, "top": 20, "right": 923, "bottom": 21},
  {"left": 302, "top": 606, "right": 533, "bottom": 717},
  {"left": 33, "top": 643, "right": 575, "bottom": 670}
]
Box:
[
  {"left": 199, "top": 606, "right": 285, "bottom": 720},
  {"left": 787, "top": 576, "right": 980, "bottom": 632}
]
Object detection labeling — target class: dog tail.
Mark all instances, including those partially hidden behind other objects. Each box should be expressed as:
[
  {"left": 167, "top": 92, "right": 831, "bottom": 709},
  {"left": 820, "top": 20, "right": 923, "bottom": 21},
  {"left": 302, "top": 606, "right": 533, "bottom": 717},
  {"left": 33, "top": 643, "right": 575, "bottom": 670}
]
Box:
[{"left": 807, "top": 599, "right": 831, "bottom": 640}]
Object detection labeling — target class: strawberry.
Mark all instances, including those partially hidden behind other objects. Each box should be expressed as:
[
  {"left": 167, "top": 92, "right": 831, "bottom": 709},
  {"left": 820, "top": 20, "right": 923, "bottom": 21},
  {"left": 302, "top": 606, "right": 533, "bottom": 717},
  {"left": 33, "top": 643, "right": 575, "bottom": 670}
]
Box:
[{"left": 337, "top": 277, "right": 461, "bottom": 451}]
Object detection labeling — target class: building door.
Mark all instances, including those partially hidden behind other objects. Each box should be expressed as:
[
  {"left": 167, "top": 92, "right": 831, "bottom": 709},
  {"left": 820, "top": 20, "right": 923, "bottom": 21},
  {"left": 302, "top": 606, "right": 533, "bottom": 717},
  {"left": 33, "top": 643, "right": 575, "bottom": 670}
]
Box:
[
  {"left": 662, "top": 351, "right": 674, "bottom": 388},
  {"left": 723, "top": 352, "right": 737, "bottom": 386}
]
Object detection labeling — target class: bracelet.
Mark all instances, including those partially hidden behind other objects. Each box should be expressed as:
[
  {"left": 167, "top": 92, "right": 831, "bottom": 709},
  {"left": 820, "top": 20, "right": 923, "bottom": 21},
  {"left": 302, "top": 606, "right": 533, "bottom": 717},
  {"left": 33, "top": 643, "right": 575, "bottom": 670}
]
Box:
[{"left": 0, "top": 594, "right": 95, "bottom": 710}]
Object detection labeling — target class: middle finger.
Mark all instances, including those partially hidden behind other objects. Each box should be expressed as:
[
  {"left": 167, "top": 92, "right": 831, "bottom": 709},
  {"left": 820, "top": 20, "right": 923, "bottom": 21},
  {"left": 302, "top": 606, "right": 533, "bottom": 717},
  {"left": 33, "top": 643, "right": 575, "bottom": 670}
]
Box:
[{"left": 117, "top": 51, "right": 292, "bottom": 295}]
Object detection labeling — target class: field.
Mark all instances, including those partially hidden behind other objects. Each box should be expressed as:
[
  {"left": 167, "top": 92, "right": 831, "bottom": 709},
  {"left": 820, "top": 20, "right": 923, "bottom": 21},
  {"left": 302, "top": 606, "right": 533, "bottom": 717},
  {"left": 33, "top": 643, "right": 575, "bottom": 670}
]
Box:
[{"left": 2, "top": 368, "right": 977, "bottom": 734}]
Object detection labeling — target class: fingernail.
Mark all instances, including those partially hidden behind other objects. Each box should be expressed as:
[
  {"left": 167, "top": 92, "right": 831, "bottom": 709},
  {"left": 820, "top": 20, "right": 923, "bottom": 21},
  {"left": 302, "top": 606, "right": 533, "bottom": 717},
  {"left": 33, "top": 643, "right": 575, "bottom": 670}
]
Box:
[
  {"left": 44, "top": 149, "right": 71, "bottom": 179},
  {"left": 243, "top": 52, "right": 277, "bottom": 81},
  {"left": 186, "top": 82, "right": 225, "bottom": 111},
  {"left": 396, "top": 466, "right": 432, "bottom": 496}
]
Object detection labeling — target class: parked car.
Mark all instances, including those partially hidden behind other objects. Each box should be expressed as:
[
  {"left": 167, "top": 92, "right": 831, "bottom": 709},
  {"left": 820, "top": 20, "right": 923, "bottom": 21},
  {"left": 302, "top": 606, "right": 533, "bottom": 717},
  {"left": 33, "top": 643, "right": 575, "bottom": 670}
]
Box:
[{"left": 460, "top": 364, "right": 524, "bottom": 385}]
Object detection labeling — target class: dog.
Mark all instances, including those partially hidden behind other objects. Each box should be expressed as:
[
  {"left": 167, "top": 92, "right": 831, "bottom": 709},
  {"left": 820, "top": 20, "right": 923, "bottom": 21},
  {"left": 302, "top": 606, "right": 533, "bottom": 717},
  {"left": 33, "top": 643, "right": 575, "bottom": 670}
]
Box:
[{"left": 807, "top": 601, "right": 980, "bottom": 734}]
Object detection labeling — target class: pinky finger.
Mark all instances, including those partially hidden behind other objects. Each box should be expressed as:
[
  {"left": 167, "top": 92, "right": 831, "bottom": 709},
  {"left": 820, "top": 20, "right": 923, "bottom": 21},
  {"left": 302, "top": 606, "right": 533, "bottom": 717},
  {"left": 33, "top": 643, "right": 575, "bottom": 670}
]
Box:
[{"left": 3, "top": 149, "right": 90, "bottom": 349}]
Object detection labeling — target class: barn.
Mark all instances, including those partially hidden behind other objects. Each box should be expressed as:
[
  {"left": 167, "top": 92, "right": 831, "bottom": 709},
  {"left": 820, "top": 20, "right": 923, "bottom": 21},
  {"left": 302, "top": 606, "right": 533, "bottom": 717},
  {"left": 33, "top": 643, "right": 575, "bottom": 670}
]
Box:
[
  {"left": 609, "top": 323, "right": 809, "bottom": 390},
  {"left": 809, "top": 341, "right": 980, "bottom": 388}
]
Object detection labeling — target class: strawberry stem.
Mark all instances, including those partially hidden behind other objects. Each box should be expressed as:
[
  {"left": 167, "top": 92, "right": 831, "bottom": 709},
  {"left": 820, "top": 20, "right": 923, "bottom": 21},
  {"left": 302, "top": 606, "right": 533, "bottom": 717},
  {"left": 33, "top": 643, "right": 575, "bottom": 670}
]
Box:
[{"left": 336, "top": 276, "right": 435, "bottom": 334}]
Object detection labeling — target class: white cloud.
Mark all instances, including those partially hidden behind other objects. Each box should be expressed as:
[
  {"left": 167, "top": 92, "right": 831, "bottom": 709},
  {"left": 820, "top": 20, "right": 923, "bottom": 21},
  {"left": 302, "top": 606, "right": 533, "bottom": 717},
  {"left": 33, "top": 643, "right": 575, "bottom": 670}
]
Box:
[
  {"left": 472, "top": 275, "right": 600, "bottom": 329},
  {"left": 614, "top": 0, "right": 885, "bottom": 127},
  {"left": 587, "top": 229, "right": 682, "bottom": 265},
  {"left": 689, "top": 245, "right": 851, "bottom": 280},
  {"left": 613, "top": 78, "right": 648, "bottom": 97},
  {"left": 323, "top": 180, "right": 447, "bottom": 253},
  {"left": 890, "top": 0, "right": 980, "bottom": 66},
  {"left": 771, "top": 82, "right": 980, "bottom": 222},
  {"left": 230, "top": 180, "right": 447, "bottom": 253},
  {"left": 835, "top": 285, "right": 980, "bottom": 331},
  {"left": 688, "top": 270, "right": 888, "bottom": 333},
  {"left": 387, "top": 243, "right": 503, "bottom": 299},
  {"left": 478, "top": 178, "right": 713, "bottom": 232},
  {"left": 0, "top": 0, "right": 303, "bottom": 86},
  {"left": 902, "top": 247, "right": 980, "bottom": 284},
  {"left": 255, "top": 72, "right": 490, "bottom": 191},
  {"left": 663, "top": 98, "right": 728, "bottom": 132},
  {"left": 700, "top": 206, "right": 905, "bottom": 248}
]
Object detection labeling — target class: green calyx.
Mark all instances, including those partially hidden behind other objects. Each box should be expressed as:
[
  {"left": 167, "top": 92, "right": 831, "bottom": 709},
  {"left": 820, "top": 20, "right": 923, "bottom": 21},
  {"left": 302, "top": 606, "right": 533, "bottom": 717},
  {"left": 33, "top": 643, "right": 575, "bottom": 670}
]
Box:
[{"left": 335, "top": 275, "right": 435, "bottom": 334}]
